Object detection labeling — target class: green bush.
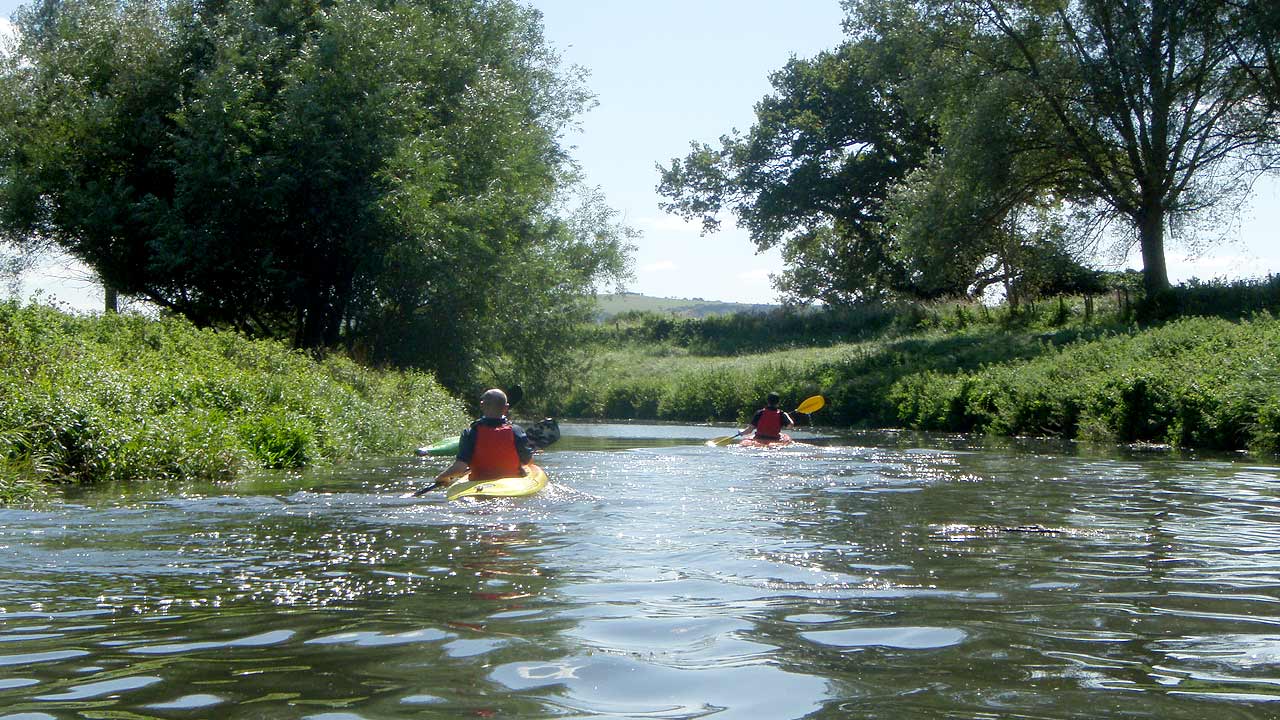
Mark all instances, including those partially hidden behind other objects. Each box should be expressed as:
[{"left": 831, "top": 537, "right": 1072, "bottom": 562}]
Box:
[
  {"left": 892, "top": 315, "right": 1280, "bottom": 452},
  {"left": 1253, "top": 398, "right": 1280, "bottom": 455},
  {"left": 602, "top": 381, "right": 664, "bottom": 419},
  {"left": 565, "top": 283, "right": 1280, "bottom": 457},
  {"left": 0, "top": 302, "right": 466, "bottom": 501},
  {"left": 240, "top": 412, "right": 315, "bottom": 469}
]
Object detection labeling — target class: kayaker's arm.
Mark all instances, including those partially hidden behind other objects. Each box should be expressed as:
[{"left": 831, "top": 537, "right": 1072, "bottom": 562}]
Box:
[
  {"left": 413, "top": 459, "right": 469, "bottom": 496},
  {"left": 434, "top": 460, "right": 469, "bottom": 485},
  {"left": 513, "top": 425, "right": 534, "bottom": 463}
]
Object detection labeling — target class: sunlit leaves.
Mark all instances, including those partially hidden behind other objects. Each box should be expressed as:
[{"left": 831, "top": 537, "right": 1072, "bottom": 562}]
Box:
[{"left": 0, "top": 0, "right": 634, "bottom": 388}]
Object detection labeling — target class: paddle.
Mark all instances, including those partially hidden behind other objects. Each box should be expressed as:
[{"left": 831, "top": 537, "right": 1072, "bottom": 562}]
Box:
[{"left": 707, "top": 395, "right": 825, "bottom": 447}]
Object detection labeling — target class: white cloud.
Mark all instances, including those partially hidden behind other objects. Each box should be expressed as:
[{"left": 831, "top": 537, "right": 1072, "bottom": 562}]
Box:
[{"left": 0, "top": 17, "right": 14, "bottom": 46}]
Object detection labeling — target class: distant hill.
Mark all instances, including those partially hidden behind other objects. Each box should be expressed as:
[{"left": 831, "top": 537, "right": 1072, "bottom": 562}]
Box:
[{"left": 594, "top": 292, "right": 778, "bottom": 320}]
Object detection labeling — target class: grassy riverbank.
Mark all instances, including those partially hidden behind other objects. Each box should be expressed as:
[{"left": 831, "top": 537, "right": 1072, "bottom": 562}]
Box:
[
  {"left": 559, "top": 280, "right": 1280, "bottom": 455},
  {"left": 0, "top": 302, "right": 465, "bottom": 503}
]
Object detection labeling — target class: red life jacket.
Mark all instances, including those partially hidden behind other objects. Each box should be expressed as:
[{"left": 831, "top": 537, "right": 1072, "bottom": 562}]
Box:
[
  {"left": 755, "top": 408, "right": 784, "bottom": 439},
  {"left": 469, "top": 422, "right": 522, "bottom": 481}
]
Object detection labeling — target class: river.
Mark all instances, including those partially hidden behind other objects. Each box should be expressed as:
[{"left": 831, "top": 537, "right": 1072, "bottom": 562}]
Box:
[{"left": 2, "top": 422, "right": 1279, "bottom": 718}]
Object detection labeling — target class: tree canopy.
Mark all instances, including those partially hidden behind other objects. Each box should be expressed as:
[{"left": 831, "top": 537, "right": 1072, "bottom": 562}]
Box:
[
  {"left": 659, "top": 0, "right": 1279, "bottom": 303},
  {"left": 0, "top": 0, "right": 633, "bottom": 390},
  {"left": 953, "top": 0, "right": 1278, "bottom": 295},
  {"left": 657, "top": 40, "right": 940, "bottom": 304}
]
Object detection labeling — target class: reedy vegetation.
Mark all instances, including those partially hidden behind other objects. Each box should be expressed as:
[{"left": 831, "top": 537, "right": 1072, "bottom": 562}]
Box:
[
  {"left": 558, "top": 278, "right": 1280, "bottom": 456},
  {"left": 0, "top": 302, "right": 465, "bottom": 503}
]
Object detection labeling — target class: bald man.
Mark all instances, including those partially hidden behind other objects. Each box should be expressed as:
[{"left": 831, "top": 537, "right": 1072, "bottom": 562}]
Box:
[{"left": 421, "top": 388, "right": 533, "bottom": 491}]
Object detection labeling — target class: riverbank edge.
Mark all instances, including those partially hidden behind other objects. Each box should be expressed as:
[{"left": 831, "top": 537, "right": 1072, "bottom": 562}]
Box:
[
  {"left": 0, "top": 302, "right": 468, "bottom": 503},
  {"left": 555, "top": 310, "right": 1280, "bottom": 458}
]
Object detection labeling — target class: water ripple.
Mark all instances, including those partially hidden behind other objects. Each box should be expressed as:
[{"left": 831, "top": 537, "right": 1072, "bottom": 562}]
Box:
[{"left": 0, "top": 428, "right": 1276, "bottom": 718}]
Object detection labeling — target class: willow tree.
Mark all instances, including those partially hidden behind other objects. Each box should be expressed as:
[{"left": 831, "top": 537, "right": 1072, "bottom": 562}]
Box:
[{"left": 0, "top": 0, "right": 632, "bottom": 386}]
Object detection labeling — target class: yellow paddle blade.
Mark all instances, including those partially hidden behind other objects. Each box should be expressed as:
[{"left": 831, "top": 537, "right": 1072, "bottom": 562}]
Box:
[
  {"left": 708, "top": 434, "right": 740, "bottom": 447},
  {"left": 794, "top": 395, "right": 825, "bottom": 414}
]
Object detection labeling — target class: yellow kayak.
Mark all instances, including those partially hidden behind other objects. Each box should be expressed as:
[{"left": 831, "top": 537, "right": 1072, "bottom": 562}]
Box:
[{"left": 445, "top": 464, "right": 549, "bottom": 501}]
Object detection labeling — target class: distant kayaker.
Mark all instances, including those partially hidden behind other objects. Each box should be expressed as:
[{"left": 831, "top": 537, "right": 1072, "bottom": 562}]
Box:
[
  {"left": 421, "top": 388, "right": 533, "bottom": 491},
  {"left": 743, "top": 392, "right": 795, "bottom": 441}
]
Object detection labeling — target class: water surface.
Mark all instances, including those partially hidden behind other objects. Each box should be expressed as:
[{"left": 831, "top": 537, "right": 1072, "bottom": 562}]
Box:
[{"left": 2, "top": 423, "right": 1279, "bottom": 718}]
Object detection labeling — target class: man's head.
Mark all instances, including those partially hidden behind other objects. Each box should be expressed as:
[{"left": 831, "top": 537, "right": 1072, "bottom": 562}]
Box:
[
  {"left": 479, "top": 388, "right": 509, "bottom": 419},
  {"left": 766, "top": 392, "right": 781, "bottom": 408}
]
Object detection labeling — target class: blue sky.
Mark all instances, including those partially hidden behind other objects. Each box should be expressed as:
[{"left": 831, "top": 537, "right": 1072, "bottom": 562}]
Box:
[{"left": 3, "top": 1, "right": 1277, "bottom": 308}]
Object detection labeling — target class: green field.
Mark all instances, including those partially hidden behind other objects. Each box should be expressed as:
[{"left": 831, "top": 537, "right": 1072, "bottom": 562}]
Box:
[{"left": 594, "top": 292, "right": 777, "bottom": 319}]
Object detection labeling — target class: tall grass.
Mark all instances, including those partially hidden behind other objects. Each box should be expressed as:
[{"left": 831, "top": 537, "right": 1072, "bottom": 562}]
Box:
[
  {"left": 560, "top": 294, "right": 1130, "bottom": 423},
  {"left": 559, "top": 279, "right": 1280, "bottom": 456},
  {"left": 0, "top": 302, "right": 466, "bottom": 503},
  {"left": 589, "top": 303, "right": 915, "bottom": 355},
  {"left": 590, "top": 292, "right": 1139, "bottom": 356}
]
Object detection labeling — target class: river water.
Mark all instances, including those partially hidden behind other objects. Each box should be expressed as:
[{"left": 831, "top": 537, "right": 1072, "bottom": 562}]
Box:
[{"left": 2, "top": 422, "right": 1280, "bottom": 719}]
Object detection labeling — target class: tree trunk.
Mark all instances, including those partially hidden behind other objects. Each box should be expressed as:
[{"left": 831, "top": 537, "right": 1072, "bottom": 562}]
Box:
[
  {"left": 1136, "top": 206, "right": 1171, "bottom": 296},
  {"left": 296, "top": 289, "right": 343, "bottom": 352},
  {"left": 297, "top": 302, "right": 327, "bottom": 351},
  {"left": 103, "top": 285, "right": 118, "bottom": 314}
]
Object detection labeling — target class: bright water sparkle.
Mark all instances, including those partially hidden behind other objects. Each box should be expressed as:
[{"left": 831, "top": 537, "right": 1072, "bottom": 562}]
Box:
[{"left": 2, "top": 423, "right": 1279, "bottom": 718}]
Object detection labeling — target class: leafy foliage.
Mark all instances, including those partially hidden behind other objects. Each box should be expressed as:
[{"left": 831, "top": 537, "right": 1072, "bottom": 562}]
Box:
[
  {"left": 564, "top": 278, "right": 1280, "bottom": 456},
  {"left": 659, "top": 0, "right": 1278, "bottom": 304},
  {"left": 891, "top": 314, "right": 1280, "bottom": 453},
  {"left": 925, "top": 0, "right": 1280, "bottom": 295},
  {"left": 657, "top": 39, "right": 939, "bottom": 303},
  {"left": 0, "top": 0, "right": 632, "bottom": 389},
  {"left": 0, "top": 302, "right": 466, "bottom": 502}
]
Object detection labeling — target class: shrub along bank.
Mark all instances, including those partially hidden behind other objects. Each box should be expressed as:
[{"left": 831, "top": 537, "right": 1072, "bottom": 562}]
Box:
[
  {"left": 890, "top": 315, "right": 1280, "bottom": 453},
  {"left": 0, "top": 302, "right": 466, "bottom": 503},
  {"left": 558, "top": 288, "right": 1280, "bottom": 456}
]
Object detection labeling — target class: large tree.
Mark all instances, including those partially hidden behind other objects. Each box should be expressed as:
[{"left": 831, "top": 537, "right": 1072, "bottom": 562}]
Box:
[
  {"left": 0, "top": 0, "right": 631, "bottom": 384},
  {"left": 947, "top": 0, "right": 1278, "bottom": 295},
  {"left": 1227, "top": 0, "right": 1280, "bottom": 171},
  {"left": 656, "top": 11, "right": 1095, "bottom": 304},
  {"left": 657, "top": 40, "right": 940, "bottom": 304},
  {"left": 857, "top": 0, "right": 1095, "bottom": 301},
  {"left": 660, "top": 0, "right": 1276, "bottom": 304}
]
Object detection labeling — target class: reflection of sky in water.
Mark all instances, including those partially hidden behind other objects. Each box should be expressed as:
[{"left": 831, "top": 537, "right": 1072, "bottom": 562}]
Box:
[
  {"left": 0, "top": 424, "right": 1278, "bottom": 716},
  {"left": 1157, "top": 635, "right": 1280, "bottom": 668}
]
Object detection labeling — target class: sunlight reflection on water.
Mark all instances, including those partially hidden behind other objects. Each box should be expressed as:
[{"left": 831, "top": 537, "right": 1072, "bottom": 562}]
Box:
[{"left": 0, "top": 425, "right": 1277, "bottom": 717}]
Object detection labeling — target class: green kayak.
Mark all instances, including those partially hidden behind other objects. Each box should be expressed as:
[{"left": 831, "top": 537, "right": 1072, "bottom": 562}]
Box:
[{"left": 415, "top": 438, "right": 459, "bottom": 457}]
